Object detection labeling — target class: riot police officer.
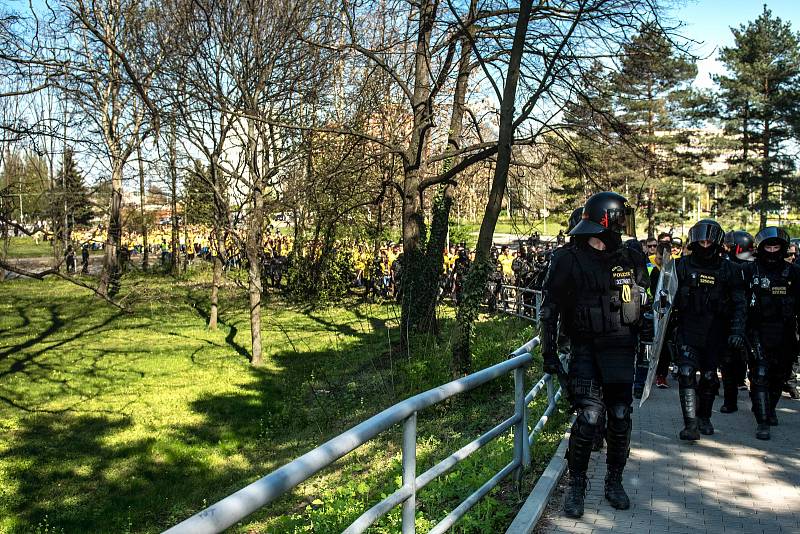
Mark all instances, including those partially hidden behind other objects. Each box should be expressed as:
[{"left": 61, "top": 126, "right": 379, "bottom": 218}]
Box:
[
  {"left": 671, "top": 220, "right": 746, "bottom": 441},
  {"left": 718, "top": 230, "right": 755, "bottom": 413},
  {"left": 540, "top": 192, "right": 649, "bottom": 518},
  {"left": 741, "top": 227, "right": 800, "bottom": 440}
]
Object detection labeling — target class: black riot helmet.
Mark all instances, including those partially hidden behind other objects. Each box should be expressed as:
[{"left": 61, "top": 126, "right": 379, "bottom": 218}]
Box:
[
  {"left": 687, "top": 219, "right": 724, "bottom": 260},
  {"left": 567, "top": 207, "right": 583, "bottom": 233},
  {"left": 725, "top": 230, "right": 755, "bottom": 262},
  {"left": 754, "top": 226, "right": 790, "bottom": 263},
  {"left": 568, "top": 192, "right": 635, "bottom": 237},
  {"left": 687, "top": 219, "right": 724, "bottom": 247}
]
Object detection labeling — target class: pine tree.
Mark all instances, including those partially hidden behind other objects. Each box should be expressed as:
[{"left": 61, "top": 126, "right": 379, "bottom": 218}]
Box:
[
  {"left": 51, "top": 148, "right": 93, "bottom": 241},
  {"left": 613, "top": 22, "right": 699, "bottom": 235},
  {"left": 182, "top": 161, "right": 215, "bottom": 226},
  {"left": 715, "top": 6, "right": 800, "bottom": 229},
  {"left": 552, "top": 62, "right": 634, "bottom": 215}
]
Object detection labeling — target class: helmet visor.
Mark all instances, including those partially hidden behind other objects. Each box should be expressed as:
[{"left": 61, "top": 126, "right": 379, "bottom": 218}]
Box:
[
  {"left": 602, "top": 205, "right": 636, "bottom": 236},
  {"left": 755, "top": 227, "right": 790, "bottom": 248},
  {"left": 622, "top": 206, "right": 636, "bottom": 237},
  {"left": 688, "top": 222, "right": 724, "bottom": 246}
]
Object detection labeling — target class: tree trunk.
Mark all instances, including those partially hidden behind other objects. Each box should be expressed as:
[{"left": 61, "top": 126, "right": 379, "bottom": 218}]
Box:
[
  {"left": 416, "top": 9, "right": 475, "bottom": 336},
  {"left": 169, "top": 121, "right": 180, "bottom": 275},
  {"left": 208, "top": 165, "right": 227, "bottom": 331},
  {"left": 453, "top": 0, "right": 533, "bottom": 374},
  {"left": 760, "top": 117, "right": 770, "bottom": 230},
  {"left": 247, "top": 184, "right": 264, "bottom": 366},
  {"left": 98, "top": 161, "right": 124, "bottom": 298},
  {"left": 209, "top": 252, "right": 222, "bottom": 330},
  {"left": 399, "top": 0, "right": 436, "bottom": 345},
  {"left": 136, "top": 141, "right": 149, "bottom": 271}
]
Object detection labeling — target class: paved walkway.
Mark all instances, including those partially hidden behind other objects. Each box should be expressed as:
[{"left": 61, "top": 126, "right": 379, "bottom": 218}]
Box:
[{"left": 537, "top": 381, "right": 800, "bottom": 534}]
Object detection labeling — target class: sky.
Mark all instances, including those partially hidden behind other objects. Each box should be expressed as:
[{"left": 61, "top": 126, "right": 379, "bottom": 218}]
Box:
[{"left": 672, "top": 0, "right": 800, "bottom": 88}]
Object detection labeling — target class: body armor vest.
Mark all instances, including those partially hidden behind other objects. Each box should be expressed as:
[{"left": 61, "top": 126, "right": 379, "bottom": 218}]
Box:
[
  {"left": 675, "top": 257, "right": 733, "bottom": 347},
  {"left": 567, "top": 247, "right": 643, "bottom": 339},
  {"left": 747, "top": 261, "right": 797, "bottom": 346}
]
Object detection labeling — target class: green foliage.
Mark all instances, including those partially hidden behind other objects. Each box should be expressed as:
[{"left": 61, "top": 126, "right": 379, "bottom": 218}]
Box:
[
  {"left": 285, "top": 247, "right": 353, "bottom": 303},
  {"left": 447, "top": 221, "right": 473, "bottom": 248},
  {"left": 613, "top": 23, "right": 702, "bottom": 234},
  {"left": 715, "top": 6, "right": 800, "bottom": 228},
  {"left": 0, "top": 151, "right": 51, "bottom": 224},
  {"left": 0, "top": 274, "right": 568, "bottom": 533},
  {"left": 182, "top": 161, "right": 216, "bottom": 226}
]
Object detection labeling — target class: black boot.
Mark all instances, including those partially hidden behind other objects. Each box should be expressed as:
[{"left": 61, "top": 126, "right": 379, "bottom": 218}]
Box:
[
  {"left": 719, "top": 382, "right": 738, "bottom": 413},
  {"left": 604, "top": 465, "right": 630, "bottom": 510},
  {"left": 768, "top": 389, "right": 780, "bottom": 426},
  {"left": 564, "top": 471, "right": 588, "bottom": 518},
  {"left": 679, "top": 388, "right": 700, "bottom": 441},
  {"left": 752, "top": 389, "right": 771, "bottom": 440},
  {"left": 564, "top": 413, "right": 596, "bottom": 518},
  {"left": 697, "top": 392, "right": 715, "bottom": 436}
]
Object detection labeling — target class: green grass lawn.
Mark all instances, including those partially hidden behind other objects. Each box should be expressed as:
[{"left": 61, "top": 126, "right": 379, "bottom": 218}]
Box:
[
  {"left": 1, "top": 237, "right": 104, "bottom": 259},
  {"left": 2, "top": 237, "right": 57, "bottom": 259},
  {"left": 0, "top": 270, "right": 568, "bottom": 533},
  {"left": 455, "top": 215, "right": 567, "bottom": 242}
]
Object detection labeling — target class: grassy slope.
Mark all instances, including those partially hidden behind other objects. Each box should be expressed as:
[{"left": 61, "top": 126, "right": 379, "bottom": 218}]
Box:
[{"left": 0, "top": 271, "right": 567, "bottom": 533}]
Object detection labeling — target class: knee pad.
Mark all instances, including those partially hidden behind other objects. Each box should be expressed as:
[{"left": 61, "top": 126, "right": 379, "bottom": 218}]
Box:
[
  {"left": 606, "top": 403, "right": 632, "bottom": 433},
  {"left": 677, "top": 364, "right": 697, "bottom": 389},
  {"left": 575, "top": 404, "right": 605, "bottom": 439},
  {"left": 750, "top": 364, "right": 769, "bottom": 387}
]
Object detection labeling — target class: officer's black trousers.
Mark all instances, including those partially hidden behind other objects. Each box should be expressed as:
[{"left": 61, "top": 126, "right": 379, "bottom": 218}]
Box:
[
  {"left": 748, "top": 339, "right": 796, "bottom": 419},
  {"left": 676, "top": 344, "right": 720, "bottom": 420},
  {"left": 567, "top": 343, "right": 634, "bottom": 475},
  {"left": 720, "top": 346, "right": 747, "bottom": 405}
]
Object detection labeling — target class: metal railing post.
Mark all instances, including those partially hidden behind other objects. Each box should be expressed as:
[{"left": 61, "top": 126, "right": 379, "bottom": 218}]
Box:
[
  {"left": 513, "top": 366, "right": 527, "bottom": 483},
  {"left": 546, "top": 373, "right": 555, "bottom": 409},
  {"left": 402, "top": 412, "right": 417, "bottom": 534}
]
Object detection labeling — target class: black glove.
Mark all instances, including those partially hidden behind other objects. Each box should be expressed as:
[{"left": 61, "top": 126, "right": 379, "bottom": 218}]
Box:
[
  {"left": 728, "top": 334, "right": 744, "bottom": 349},
  {"left": 543, "top": 351, "right": 561, "bottom": 375}
]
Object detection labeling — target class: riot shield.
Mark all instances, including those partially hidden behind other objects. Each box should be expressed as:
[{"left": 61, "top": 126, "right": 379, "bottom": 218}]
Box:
[{"left": 639, "top": 251, "right": 679, "bottom": 407}]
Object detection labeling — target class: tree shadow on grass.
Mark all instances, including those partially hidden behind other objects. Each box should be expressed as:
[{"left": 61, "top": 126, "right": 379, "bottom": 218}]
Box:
[
  {"left": 186, "top": 288, "right": 251, "bottom": 361},
  {"left": 0, "top": 410, "right": 271, "bottom": 534}
]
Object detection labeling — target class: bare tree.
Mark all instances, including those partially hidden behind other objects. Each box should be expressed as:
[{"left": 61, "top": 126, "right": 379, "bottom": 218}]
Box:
[
  {"left": 159, "top": 0, "right": 337, "bottom": 362},
  {"left": 452, "top": 0, "right": 676, "bottom": 372}
]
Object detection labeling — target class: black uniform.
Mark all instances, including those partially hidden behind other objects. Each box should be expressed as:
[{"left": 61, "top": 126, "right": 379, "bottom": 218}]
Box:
[
  {"left": 672, "top": 248, "right": 746, "bottom": 439},
  {"left": 542, "top": 191, "right": 645, "bottom": 518},
  {"left": 81, "top": 245, "right": 90, "bottom": 274},
  {"left": 719, "top": 231, "right": 756, "bottom": 412},
  {"left": 741, "top": 251, "right": 800, "bottom": 438},
  {"left": 541, "top": 240, "right": 647, "bottom": 513},
  {"left": 542, "top": 241, "right": 648, "bottom": 463}
]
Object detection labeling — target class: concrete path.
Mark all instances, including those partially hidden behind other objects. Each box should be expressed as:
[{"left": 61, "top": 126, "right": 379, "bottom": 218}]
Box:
[{"left": 537, "top": 381, "right": 800, "bottom": 534}]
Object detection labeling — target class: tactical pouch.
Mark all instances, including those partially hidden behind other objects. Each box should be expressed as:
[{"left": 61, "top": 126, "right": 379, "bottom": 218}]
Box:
[
  {"left": 621, "top": 285, "right": 642, "bottom": 325},
  {"left": 575, "top": 301, "right": 606, "bottom": 335}
]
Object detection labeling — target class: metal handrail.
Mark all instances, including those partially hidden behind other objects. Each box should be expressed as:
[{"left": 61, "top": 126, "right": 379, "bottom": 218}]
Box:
[
  {"left": 165, "top": 333, "right": 563, "bottom": 534},
  {"left": 498, "top": 285, "right": 541, "bottom": 322}
]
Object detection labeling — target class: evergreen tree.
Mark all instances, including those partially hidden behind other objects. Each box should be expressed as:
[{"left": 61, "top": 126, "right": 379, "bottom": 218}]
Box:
[
  {"left": 552, "top": 62, "right": 634, "bottom": 214},
  {"left": 715, "top": 6, "right": 800, "bottom": 229},
  {"left": 182, "top": 161, "right": 215, "bottom": 226},
  {"left": 50, "top": 148, "right": 93, "bottom": 242},
  {"left": 613, "top": 22, "right": 699, "bottom": 235}
]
